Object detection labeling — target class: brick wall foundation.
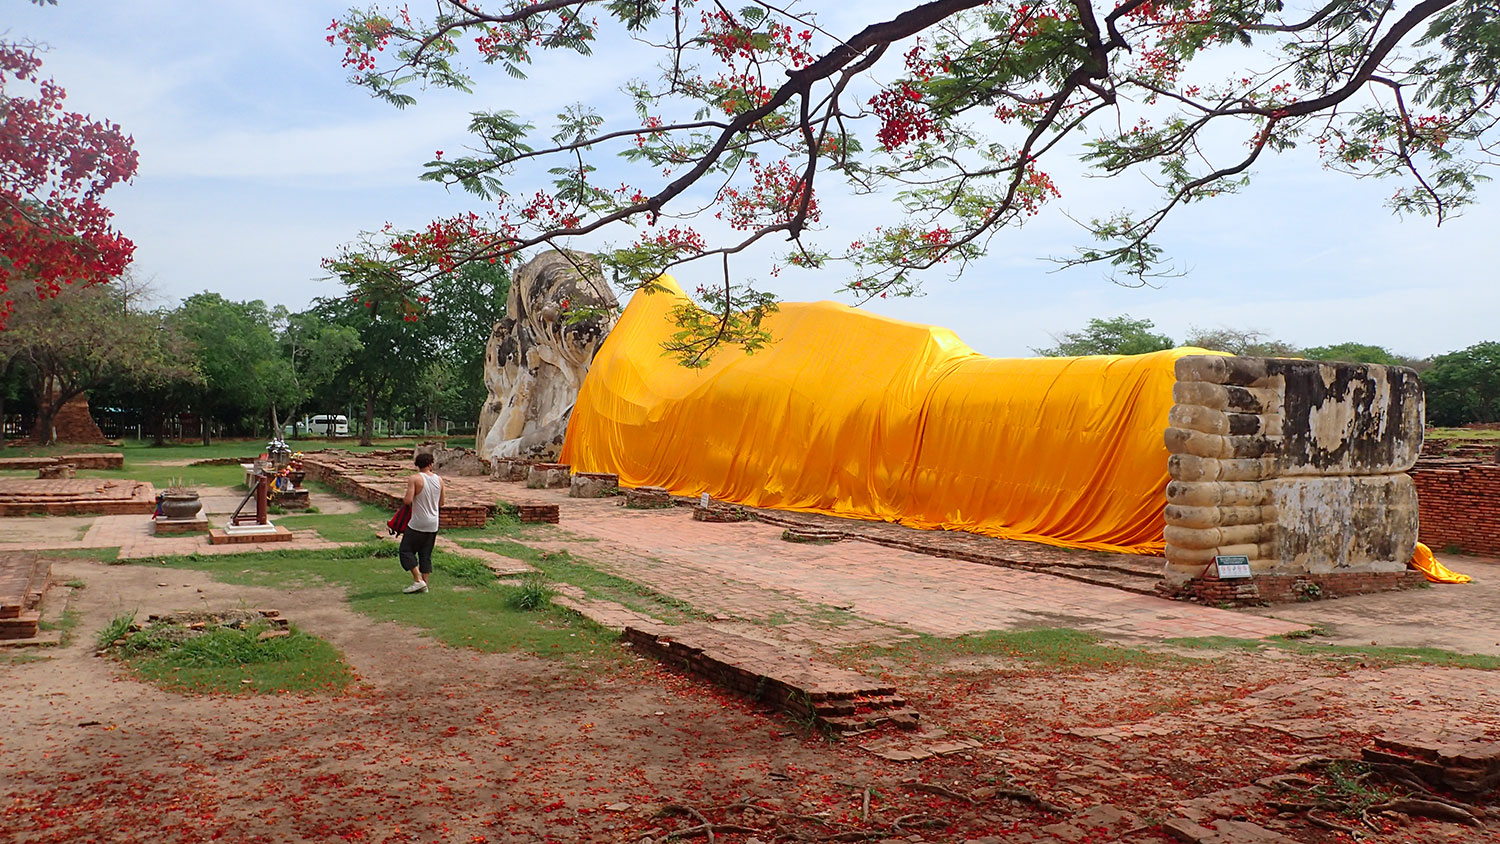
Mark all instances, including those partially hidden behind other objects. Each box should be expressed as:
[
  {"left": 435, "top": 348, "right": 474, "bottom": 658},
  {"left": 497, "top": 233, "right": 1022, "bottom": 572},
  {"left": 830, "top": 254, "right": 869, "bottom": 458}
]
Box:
[
  {"left": 1159, "top": 569, "right": 1428, "bottom": 606},
  {"left": 1412, "top": 459, "right": 1500, "bottom": 557},
  {"left": 300, "top": 458, "right": 490, "bottom": 528}
]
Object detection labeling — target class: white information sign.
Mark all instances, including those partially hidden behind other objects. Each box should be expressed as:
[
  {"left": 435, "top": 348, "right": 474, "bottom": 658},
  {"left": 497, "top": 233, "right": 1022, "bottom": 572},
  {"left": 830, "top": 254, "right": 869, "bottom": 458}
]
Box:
[{"left": 1213, "top": 555, "right": 1253, "bottom": 579}]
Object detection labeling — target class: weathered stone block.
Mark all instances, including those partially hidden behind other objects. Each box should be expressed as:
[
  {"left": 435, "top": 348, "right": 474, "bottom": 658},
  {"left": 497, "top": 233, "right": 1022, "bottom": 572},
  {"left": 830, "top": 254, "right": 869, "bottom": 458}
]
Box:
[
  {"left": 490, "top": 457, "right": 530, "bottom": 482},
  {"left": 1165, "top": 355, "right": 1424, "bottom": 587},
  {"left": 1267, "top": 475, "right": 1416, "bottom": 573},
  {"left": 568, "top": 471, "right": 618, "bottom": 498},
  {"left": 525, "top": 463, "right": 571, "bottom": 489}
]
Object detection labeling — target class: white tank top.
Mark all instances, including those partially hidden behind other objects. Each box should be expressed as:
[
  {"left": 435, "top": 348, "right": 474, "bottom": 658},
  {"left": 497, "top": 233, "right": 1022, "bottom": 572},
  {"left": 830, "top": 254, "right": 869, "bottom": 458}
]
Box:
[{"left": 408, "top": 473, "right": 442, "bottom": 532}]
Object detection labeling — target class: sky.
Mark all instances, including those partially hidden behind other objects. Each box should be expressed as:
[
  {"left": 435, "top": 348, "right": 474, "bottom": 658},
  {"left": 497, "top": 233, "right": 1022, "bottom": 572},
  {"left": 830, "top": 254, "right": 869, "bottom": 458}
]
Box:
[{"left": 9, "top": 1, "right": 1498, "bottom": 359}]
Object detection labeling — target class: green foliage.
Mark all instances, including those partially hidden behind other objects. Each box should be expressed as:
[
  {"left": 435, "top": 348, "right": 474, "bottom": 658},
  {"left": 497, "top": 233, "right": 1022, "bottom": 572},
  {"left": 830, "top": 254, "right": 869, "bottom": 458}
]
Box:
[
  {"left": 1033, "top": 314, "right": 1175, "bottom": 357},
  {"left": 1423, "top": 341, "right": 1500, "bottom": 426},
  {"left": 279, "top": 311, "right": 362, "bottom": 434},
  {"left": 1183, "top": 327, "right": 1299, "bottom": 358},
  {"left": 172, "top": 293, "right": 296, "bottom": 440},
  {"left": 315, "top": 250, "right": 508, "bottom": 434},
  {"left": 0, "top": 281, "right": 200, "bottom": 444},
  {"left": 1300, "top": 342, "right": 1405, "bottom": 366},
  {"left": 456, "top": 538, "right": 710, "bottom": 623},
  {"left": 508, "top": 571, "right": 555, "bottom": 611},
  {"left": 95, "top": 610, "right": 138, "bottom": 651},
  {"left": 101, "top": 619, "right": 354, "bottom": 695}
]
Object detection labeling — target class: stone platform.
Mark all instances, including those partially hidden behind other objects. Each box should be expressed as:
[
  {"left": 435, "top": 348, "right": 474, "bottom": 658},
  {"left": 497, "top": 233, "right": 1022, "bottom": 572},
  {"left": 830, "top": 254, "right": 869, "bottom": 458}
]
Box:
[
  {"left": 153, "top": 515, "right": 209, "bottom": 536},
  {"left": 0, "top": 553, "right": 49, "bottom": 640},
  {"left": 623, "top": 623, "right": 918, "bottom": 734},
  {"left": 0, "top": 478, "right": 155, "bottom": 516},
  {"left": 208, "top": 525, "right": 294, "bottom": 545},
  {"left": 0, "top": 453, "right": 124, "bottom": 471}
]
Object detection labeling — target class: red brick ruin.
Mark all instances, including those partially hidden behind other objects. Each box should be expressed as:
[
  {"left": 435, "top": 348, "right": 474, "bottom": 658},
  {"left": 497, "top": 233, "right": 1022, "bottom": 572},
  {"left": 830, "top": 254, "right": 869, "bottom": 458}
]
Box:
[
  {"left": 25, "top": 392, "right": 111, "bottom": 445},
  {"left": 1413, "top": 439, "right": 1500, "bottom": 558}
]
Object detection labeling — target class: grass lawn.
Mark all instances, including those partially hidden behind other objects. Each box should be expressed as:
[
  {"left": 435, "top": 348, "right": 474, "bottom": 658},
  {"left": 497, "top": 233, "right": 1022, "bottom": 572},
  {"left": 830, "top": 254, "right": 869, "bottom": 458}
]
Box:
[
  {"left": 1, "top": 436, "right": 473, "bottom": 461},
  {"left": 1426, "top": 427, "right": 1500, "bottom": 441},
  {"left": 1164, "top": 634, "right": 1500, "bottom": 669},
  {"left": 136, "top": 543, "right": 626, "bottom": 664},
  {"left": 96, "top": 611, "right": 354, "bottom": 695},
  {"left": 838, "top": 627, "right": 1500, "bottom": 674},
  {"left": 453, "top": 537, "right": 711, "bottom": 624},
  {"left": 842, "top": 627, "right": 1187, "bottom": 671}
]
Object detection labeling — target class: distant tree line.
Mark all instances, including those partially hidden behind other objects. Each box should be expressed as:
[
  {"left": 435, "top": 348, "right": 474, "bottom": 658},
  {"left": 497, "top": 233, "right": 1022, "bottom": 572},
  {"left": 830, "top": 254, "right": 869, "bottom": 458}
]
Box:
[
  {"left": 0, "top": 262, "right": 509, "bottom": 446},
  {"left": 1036, "top": 315, "right": 1500, "bottom": 428}
]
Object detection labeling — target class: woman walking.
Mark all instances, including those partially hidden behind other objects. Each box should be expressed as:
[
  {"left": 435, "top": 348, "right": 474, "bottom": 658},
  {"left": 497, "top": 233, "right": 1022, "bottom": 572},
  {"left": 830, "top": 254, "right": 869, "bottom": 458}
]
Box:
[{"left": 400, "top": 451, "right": 444, "bottom": 593}]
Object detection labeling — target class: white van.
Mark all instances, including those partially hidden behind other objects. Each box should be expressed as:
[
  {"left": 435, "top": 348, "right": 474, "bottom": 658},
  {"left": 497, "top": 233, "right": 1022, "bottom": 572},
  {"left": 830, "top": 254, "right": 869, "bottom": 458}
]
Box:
[{"left": 307, "top": 415, "right": 350, "bottom": 437}]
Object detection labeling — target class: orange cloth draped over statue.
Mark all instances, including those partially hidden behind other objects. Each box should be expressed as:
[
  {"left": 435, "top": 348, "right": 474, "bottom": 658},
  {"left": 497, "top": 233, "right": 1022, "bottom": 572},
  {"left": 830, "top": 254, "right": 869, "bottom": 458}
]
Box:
[{"left": 562, "top": 278, "right": 1223, "bottom": 555}]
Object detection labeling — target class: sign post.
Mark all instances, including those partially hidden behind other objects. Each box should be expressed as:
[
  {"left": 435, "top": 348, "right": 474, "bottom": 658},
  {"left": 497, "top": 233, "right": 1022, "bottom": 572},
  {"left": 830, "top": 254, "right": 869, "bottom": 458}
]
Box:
[{"left": 1211, "top": 555, "right": 1252, "bottom": 579}]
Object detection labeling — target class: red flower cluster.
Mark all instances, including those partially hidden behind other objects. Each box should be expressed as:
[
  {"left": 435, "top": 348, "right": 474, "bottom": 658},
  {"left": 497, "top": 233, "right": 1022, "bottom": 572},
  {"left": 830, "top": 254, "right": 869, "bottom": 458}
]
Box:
[
  {"left": 639, "top": 226, "right": 707, "bottom": 255},
  {"left": 518, "top": 191, "right": 582, "bottom": 230},
  {"left": 870, "top": 82, "right": 943, "bottom": 150},
  {"left": 385, "top": 213, "right": 519, "bottom": 276},
  {"left": 0, "top": 43, "right": 138, "bottom": 325},
  {"left": 326, "top": 17, "right": 394, "bottom": 72},
  {"left": 706, "top": 72, "right": 775, "bottom": 116},
  {"left": 700, "top": 10, "right": 814, "bottom": 69},
  {"left": 716, "top": 159, "right": 819, "bottom": 231}
]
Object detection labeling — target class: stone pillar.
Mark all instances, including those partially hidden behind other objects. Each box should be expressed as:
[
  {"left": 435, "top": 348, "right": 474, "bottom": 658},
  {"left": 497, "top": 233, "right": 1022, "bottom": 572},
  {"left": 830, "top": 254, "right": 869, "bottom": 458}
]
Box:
[{"left": 255, "top": 473, "right": 270, "bottom": 525}]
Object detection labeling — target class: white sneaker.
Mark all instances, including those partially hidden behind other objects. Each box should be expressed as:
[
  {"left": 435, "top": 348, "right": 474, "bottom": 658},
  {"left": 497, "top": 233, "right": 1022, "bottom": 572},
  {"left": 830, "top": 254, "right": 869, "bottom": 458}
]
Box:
[{"left": 403, "top": 581, "right": 428, "bottom": 594}]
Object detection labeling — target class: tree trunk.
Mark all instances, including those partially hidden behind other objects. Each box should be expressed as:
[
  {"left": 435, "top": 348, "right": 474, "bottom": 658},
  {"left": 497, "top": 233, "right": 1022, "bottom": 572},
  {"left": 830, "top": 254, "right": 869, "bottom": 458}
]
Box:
[
  {"left": 201, "top": 415, "right": 212, "bottom": 446},
  {"left": 32, "top": 385, "right": 74, "bottom": 447},
  {"left": 34, "top": 405, "right": 58, "bottom": 446},
  {"left": 360, "top": 394, "right": 375, "bottom": 447},
  {"left": 270, "top": 403, "right": 281, "bottom": 439},
  {"left": 0, "top": 357, "right": 13, "bottom": 446},
  {"left": 152, "top": 409, "right": 166, "bottom": 447}
]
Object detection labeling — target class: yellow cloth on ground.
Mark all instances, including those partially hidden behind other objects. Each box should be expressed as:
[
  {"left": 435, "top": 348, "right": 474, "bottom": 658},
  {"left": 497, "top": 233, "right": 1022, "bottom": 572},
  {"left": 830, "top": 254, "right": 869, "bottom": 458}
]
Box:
[
  {"left": 562, "top": 277, "right": 1216, "bottom": 555},
  {"left": 1411, "top": 542, "right": 1471, "bottom": 583}
]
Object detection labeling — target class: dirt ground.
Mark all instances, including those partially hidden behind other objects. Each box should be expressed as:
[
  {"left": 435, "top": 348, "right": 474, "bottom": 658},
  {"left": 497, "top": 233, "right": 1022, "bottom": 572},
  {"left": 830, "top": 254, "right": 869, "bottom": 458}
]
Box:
[{"left": 4, "top": 553, "right": 1498, "bottom": 844}]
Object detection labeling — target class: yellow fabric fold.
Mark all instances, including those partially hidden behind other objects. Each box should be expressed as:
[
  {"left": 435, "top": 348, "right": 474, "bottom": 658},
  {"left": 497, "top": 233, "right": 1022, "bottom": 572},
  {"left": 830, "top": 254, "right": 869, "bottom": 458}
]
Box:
[
  {"left": 562, "top": 277, "right": 1221, "bottom": 555},
  {"left": 1411, "top": 542, "right": 1471, "bottom": 583}
]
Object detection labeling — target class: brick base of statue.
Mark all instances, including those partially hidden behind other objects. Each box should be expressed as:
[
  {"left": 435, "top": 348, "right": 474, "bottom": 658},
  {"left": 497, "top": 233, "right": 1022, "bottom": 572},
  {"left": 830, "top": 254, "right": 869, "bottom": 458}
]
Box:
[{"left": 1158, "top": 569, "right": 1428, "bottom": 606}]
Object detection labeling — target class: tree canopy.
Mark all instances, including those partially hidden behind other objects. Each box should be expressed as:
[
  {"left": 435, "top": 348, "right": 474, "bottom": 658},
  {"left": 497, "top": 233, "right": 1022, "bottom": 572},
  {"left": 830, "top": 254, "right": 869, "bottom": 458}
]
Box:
[
  {"left": 1300, "top": 341, "right": 1406, "bottom": 365},
  {"left": 0, "top": 39, "right": 137, "bottom": 326},
  {"left": 0, "top": 281, "right": 195, "bottom": 444},
  {"left": 1424, "top": 341, "right": 1500, "bottom": 426},
  {"left": 1033, "top": 313, "right": 1175, "bottom": 355},
  {"left": 328, "top": 0, "right": 1499, "bottom": 357}
]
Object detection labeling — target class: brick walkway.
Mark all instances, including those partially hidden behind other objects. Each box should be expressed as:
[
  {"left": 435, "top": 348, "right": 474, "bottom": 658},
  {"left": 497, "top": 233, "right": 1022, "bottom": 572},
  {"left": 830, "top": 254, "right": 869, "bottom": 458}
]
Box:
[
  {"left": 0, "top": 514, "right": 338, "bottom": 559},
  {"left": 493, "top": 486, "right": 1308, "bottom": 644}
]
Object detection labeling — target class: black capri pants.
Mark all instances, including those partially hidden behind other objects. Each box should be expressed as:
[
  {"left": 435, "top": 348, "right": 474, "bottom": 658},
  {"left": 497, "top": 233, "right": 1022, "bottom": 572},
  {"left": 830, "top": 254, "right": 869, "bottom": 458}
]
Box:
[{"left": 399, "top": 528, "right": 437, "bottom": 574}]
